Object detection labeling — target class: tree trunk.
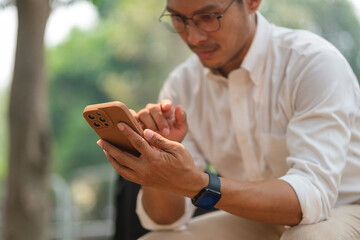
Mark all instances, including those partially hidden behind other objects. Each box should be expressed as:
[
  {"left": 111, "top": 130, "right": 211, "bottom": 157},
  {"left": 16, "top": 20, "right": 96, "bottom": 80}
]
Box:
[{"left": 3, "top": 0, "right": 51, "bottom": 239}]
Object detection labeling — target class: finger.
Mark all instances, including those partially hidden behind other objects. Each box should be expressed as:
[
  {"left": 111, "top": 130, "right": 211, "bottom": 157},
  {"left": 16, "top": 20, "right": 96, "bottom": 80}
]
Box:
[
  {"left": 130, "top": 109, "right": 144, "bottom": 129},
  {"left": 160, "top": 99, "right": 174, "bottom": 119},
  {"left": 174, "top": 105, "right": 187, "bottom": 129},
  {"left": 97, "top": 139, "right": 138, "bottom": 169},
  {"left": 143, "top": 128, "right": 179, "bottom": 154},
  {"left": 148, "top": 106, "right": 170, "bottom": 136},
  {"left": 116, "top": 123, "right": 156, "bottom": 156},
  {"left": 129, "top": 109, "right": 137, "bottom": 118},
  {"left": 138, "top": 108, "right": 157, "bottom": 131},
  {"left": 103, "top": 150, "right": 138, "bottom": 182}
]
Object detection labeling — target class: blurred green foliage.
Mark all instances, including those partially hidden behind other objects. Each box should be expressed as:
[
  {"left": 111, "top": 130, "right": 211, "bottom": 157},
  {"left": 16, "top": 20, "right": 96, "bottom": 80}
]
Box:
[{"left": 0, "top": 90, "right": 8, "bottom": 180}]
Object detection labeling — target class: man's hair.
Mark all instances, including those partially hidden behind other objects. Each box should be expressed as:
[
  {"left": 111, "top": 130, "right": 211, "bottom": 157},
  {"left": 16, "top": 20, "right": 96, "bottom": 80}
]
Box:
[{"left": 236, "top": 0, "right": 243, "bottom": 3}]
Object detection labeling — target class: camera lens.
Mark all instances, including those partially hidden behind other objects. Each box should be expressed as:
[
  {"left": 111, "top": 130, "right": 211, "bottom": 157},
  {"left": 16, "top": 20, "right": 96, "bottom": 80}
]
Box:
[
  {"left": 105, "top": 123, "right": 109, "bottom": 127},
  {"left": 88, "top": 114, "right": 95, "bottom": 119},
  {"left": 99, "top": 117, "right": 106, "bottom": 122},
  {"left": 97, "top": 112, "right": 102, "bottom": 115},
  {"left": 94, "top": 122, "right": 101, "bottom": 127}
]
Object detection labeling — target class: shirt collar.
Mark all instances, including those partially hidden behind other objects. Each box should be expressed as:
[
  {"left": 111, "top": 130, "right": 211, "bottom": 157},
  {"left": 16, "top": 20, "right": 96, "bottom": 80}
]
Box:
[
  {"left": 205, "top": 12, "right": 272, "bottom": 85},
  {"left": 241, "top": 12, "right": 272, "bottom": 85}
]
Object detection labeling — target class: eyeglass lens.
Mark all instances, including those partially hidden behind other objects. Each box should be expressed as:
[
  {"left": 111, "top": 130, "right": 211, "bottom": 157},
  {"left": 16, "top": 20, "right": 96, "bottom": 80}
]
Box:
[{"left": 161, "top": 13, "right": 220, "bottom": 33}]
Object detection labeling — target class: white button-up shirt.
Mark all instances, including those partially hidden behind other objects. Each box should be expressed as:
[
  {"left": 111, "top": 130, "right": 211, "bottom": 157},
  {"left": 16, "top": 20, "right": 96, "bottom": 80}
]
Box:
[{"left": 136, "top": 13, "right": 360, "bottom": 230}]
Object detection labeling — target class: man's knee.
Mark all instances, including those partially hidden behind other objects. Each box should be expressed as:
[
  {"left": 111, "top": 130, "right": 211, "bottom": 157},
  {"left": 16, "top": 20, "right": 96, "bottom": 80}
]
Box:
[
  {"left": 281, "top": 206, "right": 360, "bottom": 240},
  {"left": 282, "top": 205, "right": 360, "bottom": 240},
  {"left": 281, "top": 223, "right": 335, "bottom": 240}
]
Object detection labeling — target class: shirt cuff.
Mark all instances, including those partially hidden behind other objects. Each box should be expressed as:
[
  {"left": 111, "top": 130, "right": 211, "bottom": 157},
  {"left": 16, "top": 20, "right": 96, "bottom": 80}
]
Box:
[
  {"left": 136, "top": 188, "right": 196, "bottom": 231},
  {"left": 279, "top": 174, "right": 327, "bottom": 224}
]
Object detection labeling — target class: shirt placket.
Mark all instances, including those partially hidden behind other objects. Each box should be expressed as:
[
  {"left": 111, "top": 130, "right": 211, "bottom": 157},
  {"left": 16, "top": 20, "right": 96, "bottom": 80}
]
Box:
[{"left": 228, "top": 69, "right": 263, "bottom": 181}]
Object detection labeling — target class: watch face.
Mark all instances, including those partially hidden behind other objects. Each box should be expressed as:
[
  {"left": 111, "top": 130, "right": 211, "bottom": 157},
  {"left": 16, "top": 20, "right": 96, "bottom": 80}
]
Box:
[{"left": 193, "top": 189, "right": 221, "bottom": 210}]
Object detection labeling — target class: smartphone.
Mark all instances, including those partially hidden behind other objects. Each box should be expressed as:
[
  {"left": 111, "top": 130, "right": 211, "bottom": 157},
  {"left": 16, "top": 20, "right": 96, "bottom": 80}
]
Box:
[{"left": 83, "top": 101, "right": 143, "bottom": 157}]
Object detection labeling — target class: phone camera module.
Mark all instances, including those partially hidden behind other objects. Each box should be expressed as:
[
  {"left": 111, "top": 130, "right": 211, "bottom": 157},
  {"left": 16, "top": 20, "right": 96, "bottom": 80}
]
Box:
[
  {"left": 88, "top": 114, "right": 95, "bottom": 119},
  {"left": 94, "top": 122, "right": 101, "bottom": 127},
  {"left": 99, "top": 117, "right": 106, "bottom": 122}
]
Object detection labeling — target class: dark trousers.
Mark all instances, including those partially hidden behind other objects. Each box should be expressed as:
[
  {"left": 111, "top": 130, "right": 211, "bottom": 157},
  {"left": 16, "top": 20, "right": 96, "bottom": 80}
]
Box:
[{"left": 113, "top": 176, "right": 149, "bottom": 240}]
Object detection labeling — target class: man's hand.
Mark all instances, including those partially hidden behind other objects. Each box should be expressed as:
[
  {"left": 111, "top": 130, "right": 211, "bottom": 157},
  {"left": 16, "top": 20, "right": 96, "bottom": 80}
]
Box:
[
  {"left": 130, "top": 99, "right": 188, "bottom": 143},
  {"left": 97, "top": 123, "right": 302, "bottom": 226},
  {"left": 97, "top": 122, "right": 207, "bottom": 198}
]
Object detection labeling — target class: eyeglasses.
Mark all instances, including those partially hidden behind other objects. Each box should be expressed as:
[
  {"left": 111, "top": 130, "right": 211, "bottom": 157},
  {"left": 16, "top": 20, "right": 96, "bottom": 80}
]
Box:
[{"left": 159, "top": 0, "right": 236, "bottom": 33}]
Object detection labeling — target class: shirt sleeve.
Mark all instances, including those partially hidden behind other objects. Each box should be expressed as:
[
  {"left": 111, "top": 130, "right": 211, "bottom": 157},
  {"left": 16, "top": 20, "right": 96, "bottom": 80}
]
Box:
[
  {"left": 279, "top": 50, "right": 360, "bottom": 224},
  {"left": 136, "top": 189, "right": 197, "bottom": 231}
]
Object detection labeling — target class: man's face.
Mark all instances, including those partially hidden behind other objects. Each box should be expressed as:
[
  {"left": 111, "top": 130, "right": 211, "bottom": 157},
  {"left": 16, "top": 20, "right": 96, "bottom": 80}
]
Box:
[{"left": 166, "top": 0, "right": 256, "bottom": 74}]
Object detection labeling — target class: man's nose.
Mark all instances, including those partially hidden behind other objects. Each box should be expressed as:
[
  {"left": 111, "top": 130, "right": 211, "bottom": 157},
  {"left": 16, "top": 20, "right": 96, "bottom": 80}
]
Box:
[{"left": 186, "top": 22, "right": 207, "bottom": 46}]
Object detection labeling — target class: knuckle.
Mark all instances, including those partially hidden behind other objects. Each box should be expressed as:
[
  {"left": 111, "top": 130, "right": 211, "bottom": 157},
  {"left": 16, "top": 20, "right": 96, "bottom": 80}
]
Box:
[
  {"left": 178, "top": 144, "right": 186, "bottom": 152},
  {"left": 145, "top": 103, "right": 156, "bottom": 110},
  {"left": 138, "top": 109, "right": 149, "bottom": 118},
  {"left": 173, "top": 143, "right": 185, "bottom": 155},
  {"left": 152, "top": 136, "right": 164, "bottom": 146},
  {"left": 149, "top": 106, "right": 161, "bottom": 115}
]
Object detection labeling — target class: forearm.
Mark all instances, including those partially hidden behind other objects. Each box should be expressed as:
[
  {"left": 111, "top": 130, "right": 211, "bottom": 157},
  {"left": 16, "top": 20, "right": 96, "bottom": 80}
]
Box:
[
  {"left": 216, "top": 178, "right": 302, "bottom": 226},
  {"left": 142, "top": 186, "right": 185, "bottom": 225}
]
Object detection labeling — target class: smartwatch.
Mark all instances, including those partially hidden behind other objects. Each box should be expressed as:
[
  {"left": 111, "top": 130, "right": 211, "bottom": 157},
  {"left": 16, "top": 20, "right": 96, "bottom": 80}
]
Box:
[{"left": 191, "top": 172, "right": 222, "bottom": 210}]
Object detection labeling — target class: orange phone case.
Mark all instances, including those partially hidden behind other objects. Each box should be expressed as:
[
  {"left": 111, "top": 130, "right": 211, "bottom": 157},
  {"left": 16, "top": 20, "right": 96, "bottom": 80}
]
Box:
[{"left": 83, "top": 101, "right": 143, "bottom": 156}]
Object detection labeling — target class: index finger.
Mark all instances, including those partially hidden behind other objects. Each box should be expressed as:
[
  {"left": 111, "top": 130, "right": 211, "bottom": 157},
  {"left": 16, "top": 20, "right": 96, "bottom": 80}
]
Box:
[
  {"left": 160, "top": 99, "right": 173, "bottom": 119},
  {"left": 130, "top": 108, "right": 144, "bottom": 129}
]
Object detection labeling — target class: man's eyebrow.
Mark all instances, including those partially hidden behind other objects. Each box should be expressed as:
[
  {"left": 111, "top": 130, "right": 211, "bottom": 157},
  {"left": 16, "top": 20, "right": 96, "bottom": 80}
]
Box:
[{"left": 166, "top": 3, "right": 222, "bottom": 16}]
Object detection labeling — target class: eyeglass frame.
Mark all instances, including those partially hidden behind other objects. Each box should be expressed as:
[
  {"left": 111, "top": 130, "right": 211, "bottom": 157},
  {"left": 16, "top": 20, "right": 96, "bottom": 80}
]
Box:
[{"left": 159, "top": 0, "right": 236, "bottom": 33}]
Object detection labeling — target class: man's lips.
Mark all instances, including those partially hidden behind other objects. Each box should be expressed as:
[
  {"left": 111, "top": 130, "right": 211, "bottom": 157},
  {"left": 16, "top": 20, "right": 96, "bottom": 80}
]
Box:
[{"left": 194, "top": 49, "right": 217, "bottom": 59}]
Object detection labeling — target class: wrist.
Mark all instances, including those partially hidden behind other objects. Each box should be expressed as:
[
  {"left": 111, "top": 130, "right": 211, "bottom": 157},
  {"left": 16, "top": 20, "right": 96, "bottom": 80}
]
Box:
[
  {"left": 186, "top": 170, "right": 209, "bottom": 199},
  {"left": 191, "top": 171, "right": 222, "bottom": 210}
]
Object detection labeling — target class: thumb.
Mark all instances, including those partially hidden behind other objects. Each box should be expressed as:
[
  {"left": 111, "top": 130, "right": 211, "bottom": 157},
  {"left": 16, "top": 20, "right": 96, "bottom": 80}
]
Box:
[{"left": 143, "top": 129, "right": 176, "bottom": 153}]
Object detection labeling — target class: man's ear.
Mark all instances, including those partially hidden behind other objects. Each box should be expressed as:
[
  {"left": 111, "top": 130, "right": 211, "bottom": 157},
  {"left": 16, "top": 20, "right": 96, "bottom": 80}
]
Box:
[{"left": 244, "top": 0, "right": 262, "bottom": 14}]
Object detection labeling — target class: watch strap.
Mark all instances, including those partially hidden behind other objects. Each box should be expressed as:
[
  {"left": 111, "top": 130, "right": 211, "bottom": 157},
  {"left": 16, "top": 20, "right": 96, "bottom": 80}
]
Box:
[
  {"left": 207, "top": 171, "right": 221, "bottom": 192},
  {"left": 192, "top": 171, "right": 221, "bottom": 204}
]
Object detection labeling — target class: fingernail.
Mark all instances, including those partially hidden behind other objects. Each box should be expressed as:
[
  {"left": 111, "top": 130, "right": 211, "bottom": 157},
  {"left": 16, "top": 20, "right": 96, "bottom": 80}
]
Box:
[
  {"left": 117, "top": 123, "right": 125, "bottom": 131},
  {"left": 162, "top": 101, "right": 171, "bottom": 109},
  {"left": 162, "top": 128, "right": 169, "bottom": 136},
  {"left": 97, "top": 140, "right": 102, "bottom": 146},
  {"left": 144, "top": 129, "right": 154, "bottom": 140}
]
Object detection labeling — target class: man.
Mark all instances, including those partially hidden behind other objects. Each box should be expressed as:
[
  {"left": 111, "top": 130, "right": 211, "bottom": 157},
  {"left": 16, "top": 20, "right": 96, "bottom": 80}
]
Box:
[{"left": 98, "top": 0, "right": 360, "bottom": 239}]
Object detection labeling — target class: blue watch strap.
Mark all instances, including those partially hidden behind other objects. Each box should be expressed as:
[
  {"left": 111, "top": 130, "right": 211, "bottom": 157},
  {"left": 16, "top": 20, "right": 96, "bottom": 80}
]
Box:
[{"left": 207, "top": 172, "right": 221, "bottom": 192}]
